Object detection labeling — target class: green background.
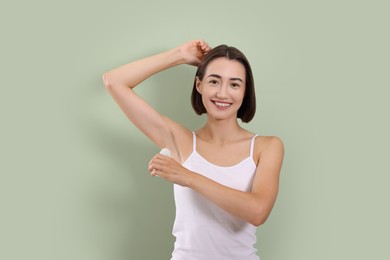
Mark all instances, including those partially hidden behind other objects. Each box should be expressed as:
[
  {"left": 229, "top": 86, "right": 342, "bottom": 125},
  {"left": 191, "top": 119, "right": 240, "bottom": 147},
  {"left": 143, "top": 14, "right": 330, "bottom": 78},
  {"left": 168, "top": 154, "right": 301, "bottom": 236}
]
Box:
[{"left": 1, "top": 0, "right": 389, "bottom": 259}]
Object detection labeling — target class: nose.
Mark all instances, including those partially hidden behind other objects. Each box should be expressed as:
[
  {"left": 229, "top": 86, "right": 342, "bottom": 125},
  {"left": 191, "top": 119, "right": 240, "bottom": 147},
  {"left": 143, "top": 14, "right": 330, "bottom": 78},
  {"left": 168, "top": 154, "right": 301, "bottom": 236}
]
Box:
[{"left": 216, "top": 85, "right": 228, "bottom": 99}]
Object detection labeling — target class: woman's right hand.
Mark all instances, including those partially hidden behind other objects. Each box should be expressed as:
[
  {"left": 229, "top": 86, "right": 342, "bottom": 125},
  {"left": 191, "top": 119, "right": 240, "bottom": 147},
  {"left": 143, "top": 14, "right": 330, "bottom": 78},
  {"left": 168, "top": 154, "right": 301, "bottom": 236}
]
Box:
[{"left": 176, "top": 40, "right": 211, "bottom": 66}]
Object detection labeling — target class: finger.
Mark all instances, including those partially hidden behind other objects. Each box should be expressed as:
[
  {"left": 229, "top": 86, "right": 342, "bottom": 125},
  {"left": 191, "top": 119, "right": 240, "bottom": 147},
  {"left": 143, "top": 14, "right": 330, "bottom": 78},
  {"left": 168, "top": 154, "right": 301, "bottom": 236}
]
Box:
[
  {"left": 197, "top": 40, "right": 205, "bottom": 48},
  {"left": 198, "top": 41, "right": 208, "bottom": 53},
  {"left": 149, "top": 153, "right": 161, "bottom": 164},
  {"left": 150, "top": 166, "right": 161, "bottom": 177},
  {"left": 155, "top": 154, "right": 166, "bottom": 159},
  {"left": 155, "top": 154, "right": 172, "bottom": 162},
  {"left": 154, "top": 169, "right": 168, "bottom": 179},
  {"left": 148, "top": 158, "right": 161, "bottom": 172},
  {"left": 150, "top": 169, "right": 158, "bottom": 177},
  {"left": 149, "top": 159, "right": 166, "bottom": 174},
  {"left": 148, "top": 158, "right": 153, "bottom": 167},
  {"left": 148, "top": 160, "right": 160, "bottom": 170},
  {"left": 202, "top": 43, "right": 211, "bottom": 53},
  {"left": 148, "top": 154, "right": 162, "bottom": 166},
  {"left": 198, "top": 40, "right": 208, "bottom": 48}
]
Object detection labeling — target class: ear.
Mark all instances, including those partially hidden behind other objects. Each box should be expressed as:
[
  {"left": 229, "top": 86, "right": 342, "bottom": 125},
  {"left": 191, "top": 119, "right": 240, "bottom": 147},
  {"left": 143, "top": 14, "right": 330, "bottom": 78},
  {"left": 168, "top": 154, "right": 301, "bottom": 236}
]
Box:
[{"left": 195, "top": 77, "right": 202, "bottom": 94}]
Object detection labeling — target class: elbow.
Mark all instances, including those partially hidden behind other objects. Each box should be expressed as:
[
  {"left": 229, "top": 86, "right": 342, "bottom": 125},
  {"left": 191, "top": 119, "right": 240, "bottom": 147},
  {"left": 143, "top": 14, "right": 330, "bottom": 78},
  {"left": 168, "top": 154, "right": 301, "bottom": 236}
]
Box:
[
  {"left": 250, "top": 215, "right": 268, "bottom": 227},
  {"left": 102, "top": 72, "right": 132, "bottom": 91},
  {"left": 249, "top": 205, "right": 270, "bottom": 227},
  {"left": 102, "top": 72, "right": 123, "bottom": 91},
  {"left": 102, "top": 72, "right": 113, "bottom": 90}
]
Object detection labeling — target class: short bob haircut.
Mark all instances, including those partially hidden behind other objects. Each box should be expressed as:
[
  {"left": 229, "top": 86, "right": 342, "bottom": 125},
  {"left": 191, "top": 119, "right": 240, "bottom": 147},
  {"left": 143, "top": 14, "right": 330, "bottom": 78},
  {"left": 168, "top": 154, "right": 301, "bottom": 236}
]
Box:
[{"left": 191, "top": 44, "right": 256, "bottom": 123}]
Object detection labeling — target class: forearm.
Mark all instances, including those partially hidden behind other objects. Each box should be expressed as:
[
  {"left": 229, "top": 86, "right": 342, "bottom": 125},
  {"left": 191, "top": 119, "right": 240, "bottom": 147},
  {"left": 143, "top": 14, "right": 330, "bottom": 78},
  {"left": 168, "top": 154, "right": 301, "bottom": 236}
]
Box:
[
  {"left": 187, "top": 171, "right": 267, "bottom": 226},
  {"left": 103, "top": 47, "right": 185, "bottom": 89},
  {"left": 149, "top": 145, "right": 280, "bottom": 226}
]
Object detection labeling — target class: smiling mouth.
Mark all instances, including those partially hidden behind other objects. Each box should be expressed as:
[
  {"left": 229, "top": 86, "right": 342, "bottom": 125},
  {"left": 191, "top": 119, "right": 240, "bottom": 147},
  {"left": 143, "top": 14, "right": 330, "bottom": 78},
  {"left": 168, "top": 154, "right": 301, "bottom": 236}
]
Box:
[{"left": 212, "top": 100, "right": 232, "bottom": 109}]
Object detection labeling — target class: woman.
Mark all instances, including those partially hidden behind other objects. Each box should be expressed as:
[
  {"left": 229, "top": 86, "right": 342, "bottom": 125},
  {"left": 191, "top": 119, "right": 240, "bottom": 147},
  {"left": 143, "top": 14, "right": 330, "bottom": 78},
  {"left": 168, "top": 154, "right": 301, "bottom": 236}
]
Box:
[{"left": 103, "top": 40, "right": 284, "bottom": 260}]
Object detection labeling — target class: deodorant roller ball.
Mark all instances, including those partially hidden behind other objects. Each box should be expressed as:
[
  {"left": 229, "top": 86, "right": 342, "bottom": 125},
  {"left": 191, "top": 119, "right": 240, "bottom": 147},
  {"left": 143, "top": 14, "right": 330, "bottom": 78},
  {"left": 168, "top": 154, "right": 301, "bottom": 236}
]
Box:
[{"left": 159, "top": 148, "right": 171, "bottom": 157}]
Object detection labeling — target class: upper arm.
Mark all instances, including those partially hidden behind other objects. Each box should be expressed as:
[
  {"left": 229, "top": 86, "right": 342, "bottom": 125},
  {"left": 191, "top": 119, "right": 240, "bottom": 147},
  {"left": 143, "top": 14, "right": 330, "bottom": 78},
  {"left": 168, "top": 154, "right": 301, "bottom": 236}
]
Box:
[
  {"left": 104, "top": 81, "right": 190, "bottom": 160},
  {"left": 251, "top": 136, "right": 285, "bottom": 221}
]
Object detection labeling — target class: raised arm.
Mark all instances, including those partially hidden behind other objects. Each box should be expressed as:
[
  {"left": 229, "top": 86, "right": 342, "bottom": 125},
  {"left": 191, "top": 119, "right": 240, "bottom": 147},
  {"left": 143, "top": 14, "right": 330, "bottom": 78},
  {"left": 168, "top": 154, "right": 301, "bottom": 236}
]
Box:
[{"left": 102, "top": 40, "right": 211, "bottom": 160}]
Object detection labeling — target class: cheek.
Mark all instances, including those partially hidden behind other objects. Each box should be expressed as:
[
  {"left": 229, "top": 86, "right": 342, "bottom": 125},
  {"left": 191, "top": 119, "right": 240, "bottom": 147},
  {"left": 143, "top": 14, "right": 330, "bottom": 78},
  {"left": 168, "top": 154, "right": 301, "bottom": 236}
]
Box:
[
  {"left": 236, "top": 92, "right": 246, "bottom": 108},
  {"left": 201, "top": 93, "right": 209, "bottom": 107},
  {"left": 199, "top": 86, "right": 211, "bottom": 100},
  {"left": 234, "top": 89, "right": 245, "bottom": 101}
]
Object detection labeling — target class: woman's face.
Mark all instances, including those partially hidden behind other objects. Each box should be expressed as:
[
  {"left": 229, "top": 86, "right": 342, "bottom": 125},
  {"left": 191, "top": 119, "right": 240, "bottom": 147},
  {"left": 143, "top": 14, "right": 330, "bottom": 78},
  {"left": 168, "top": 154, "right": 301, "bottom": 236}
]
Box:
[{"left": 196, "top": 57, "right": 246, "bottom": 121}]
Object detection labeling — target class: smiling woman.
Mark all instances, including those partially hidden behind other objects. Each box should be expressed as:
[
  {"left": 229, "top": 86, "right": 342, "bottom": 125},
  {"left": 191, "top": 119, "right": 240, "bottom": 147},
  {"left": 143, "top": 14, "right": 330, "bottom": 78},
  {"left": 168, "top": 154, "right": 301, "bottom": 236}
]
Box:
[
  {"left": 191, "top": 44, "right": 256, "bottom": 123},
  {"left": 195, "top": 58, "right": 246, "bottom": 121},
  {"left": 102, "top": 40, "right": 284, "bottom": 260}
]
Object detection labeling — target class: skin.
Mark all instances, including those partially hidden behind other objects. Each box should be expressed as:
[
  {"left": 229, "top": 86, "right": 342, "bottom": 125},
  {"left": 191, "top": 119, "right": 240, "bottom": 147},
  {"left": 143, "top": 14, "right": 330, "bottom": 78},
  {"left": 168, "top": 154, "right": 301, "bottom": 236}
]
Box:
[{"left": 103, "top": 40, "right": 284, "bottom": 226}]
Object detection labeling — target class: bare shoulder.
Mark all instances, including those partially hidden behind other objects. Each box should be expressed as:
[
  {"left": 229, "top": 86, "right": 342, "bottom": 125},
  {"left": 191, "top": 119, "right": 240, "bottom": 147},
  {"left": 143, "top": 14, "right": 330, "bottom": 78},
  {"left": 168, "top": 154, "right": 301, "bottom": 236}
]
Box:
[
  {"left": 254, "top": 135, "right": 284, "bottom": 152},
  {"left": 253, "top": 135, "right": 284, "bottom": 166}
]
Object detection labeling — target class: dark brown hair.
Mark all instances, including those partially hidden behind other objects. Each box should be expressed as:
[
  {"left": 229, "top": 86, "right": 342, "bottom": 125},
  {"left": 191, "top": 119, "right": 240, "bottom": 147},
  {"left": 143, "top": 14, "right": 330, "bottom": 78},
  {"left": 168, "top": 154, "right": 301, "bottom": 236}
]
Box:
[{"left": 191, "top": 44, "right": 256, "bottom": 123}]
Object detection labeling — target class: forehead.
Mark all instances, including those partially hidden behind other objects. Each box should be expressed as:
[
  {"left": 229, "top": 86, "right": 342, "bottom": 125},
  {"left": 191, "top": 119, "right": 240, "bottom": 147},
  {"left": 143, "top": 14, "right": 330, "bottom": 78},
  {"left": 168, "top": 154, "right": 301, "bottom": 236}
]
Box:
[{"left": 205, "top": 57, "right": 246, "bottom": 79}]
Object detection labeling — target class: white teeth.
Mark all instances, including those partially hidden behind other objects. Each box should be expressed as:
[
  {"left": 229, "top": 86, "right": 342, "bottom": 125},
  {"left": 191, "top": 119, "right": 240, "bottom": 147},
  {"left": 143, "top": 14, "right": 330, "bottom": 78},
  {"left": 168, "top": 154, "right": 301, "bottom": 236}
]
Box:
[{"left": 214, "top": 102, "right": 231, "bottom": 107}]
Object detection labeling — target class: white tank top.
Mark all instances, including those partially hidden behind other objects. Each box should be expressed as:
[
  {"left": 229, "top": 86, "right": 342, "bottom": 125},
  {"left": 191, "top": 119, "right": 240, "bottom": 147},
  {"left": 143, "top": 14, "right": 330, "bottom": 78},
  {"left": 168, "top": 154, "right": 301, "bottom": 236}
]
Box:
[{"left": 171, "top": 132, "right": 260, "bottom": 260}]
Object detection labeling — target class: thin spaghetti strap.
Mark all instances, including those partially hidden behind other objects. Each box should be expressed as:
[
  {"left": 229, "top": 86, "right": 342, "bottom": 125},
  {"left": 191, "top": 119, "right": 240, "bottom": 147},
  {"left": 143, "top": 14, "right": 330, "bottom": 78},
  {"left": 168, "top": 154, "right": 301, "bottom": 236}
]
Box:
[
  {"left": 192, "top": 132, "right": 197, "bottom": 152},
  {"left": 249, "top": 135, "right": 257, "bottom": 158}
]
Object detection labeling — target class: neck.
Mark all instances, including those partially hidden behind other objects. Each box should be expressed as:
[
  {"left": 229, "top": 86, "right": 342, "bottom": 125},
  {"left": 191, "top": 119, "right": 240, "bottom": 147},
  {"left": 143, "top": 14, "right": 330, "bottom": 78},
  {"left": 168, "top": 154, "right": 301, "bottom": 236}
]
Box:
[{"left": 198, "top": 116, "right": 245, "bottom": 144}]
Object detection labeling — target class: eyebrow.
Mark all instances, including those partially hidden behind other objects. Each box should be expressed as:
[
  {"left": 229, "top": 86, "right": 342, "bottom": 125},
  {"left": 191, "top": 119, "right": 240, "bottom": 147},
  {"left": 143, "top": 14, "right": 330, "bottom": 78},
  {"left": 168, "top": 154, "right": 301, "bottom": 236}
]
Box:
[{"left": 207, "top": 74, "right": 243, "bottom": 83}]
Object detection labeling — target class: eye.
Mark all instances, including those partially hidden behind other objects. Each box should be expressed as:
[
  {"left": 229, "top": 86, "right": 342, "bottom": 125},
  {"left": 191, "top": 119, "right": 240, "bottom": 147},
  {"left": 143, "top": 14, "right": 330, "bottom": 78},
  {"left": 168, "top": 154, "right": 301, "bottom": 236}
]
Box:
[
  {"left": 231, "top": 82, "right": 241, "bottom": 88},
  {"left": 209, "top": 79, "right": 218, "bottom": 85}
]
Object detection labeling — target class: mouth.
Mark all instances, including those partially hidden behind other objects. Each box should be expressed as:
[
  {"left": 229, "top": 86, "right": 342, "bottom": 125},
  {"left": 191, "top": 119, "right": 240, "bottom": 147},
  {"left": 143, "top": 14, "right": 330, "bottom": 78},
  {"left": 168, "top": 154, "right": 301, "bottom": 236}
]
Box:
[{"left": 212, "top": 100, "right": 232, "bottom": 109}]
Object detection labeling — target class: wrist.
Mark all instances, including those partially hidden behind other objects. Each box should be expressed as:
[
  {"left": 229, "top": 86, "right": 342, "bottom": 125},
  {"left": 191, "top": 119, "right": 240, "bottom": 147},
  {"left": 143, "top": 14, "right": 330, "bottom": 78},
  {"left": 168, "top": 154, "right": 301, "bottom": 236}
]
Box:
[
  {"left": 184, "top": 169, "right": 197, "bottom": 188},
  {"left": 167, "top": 47, "right": 186, "bottom": 66}
]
